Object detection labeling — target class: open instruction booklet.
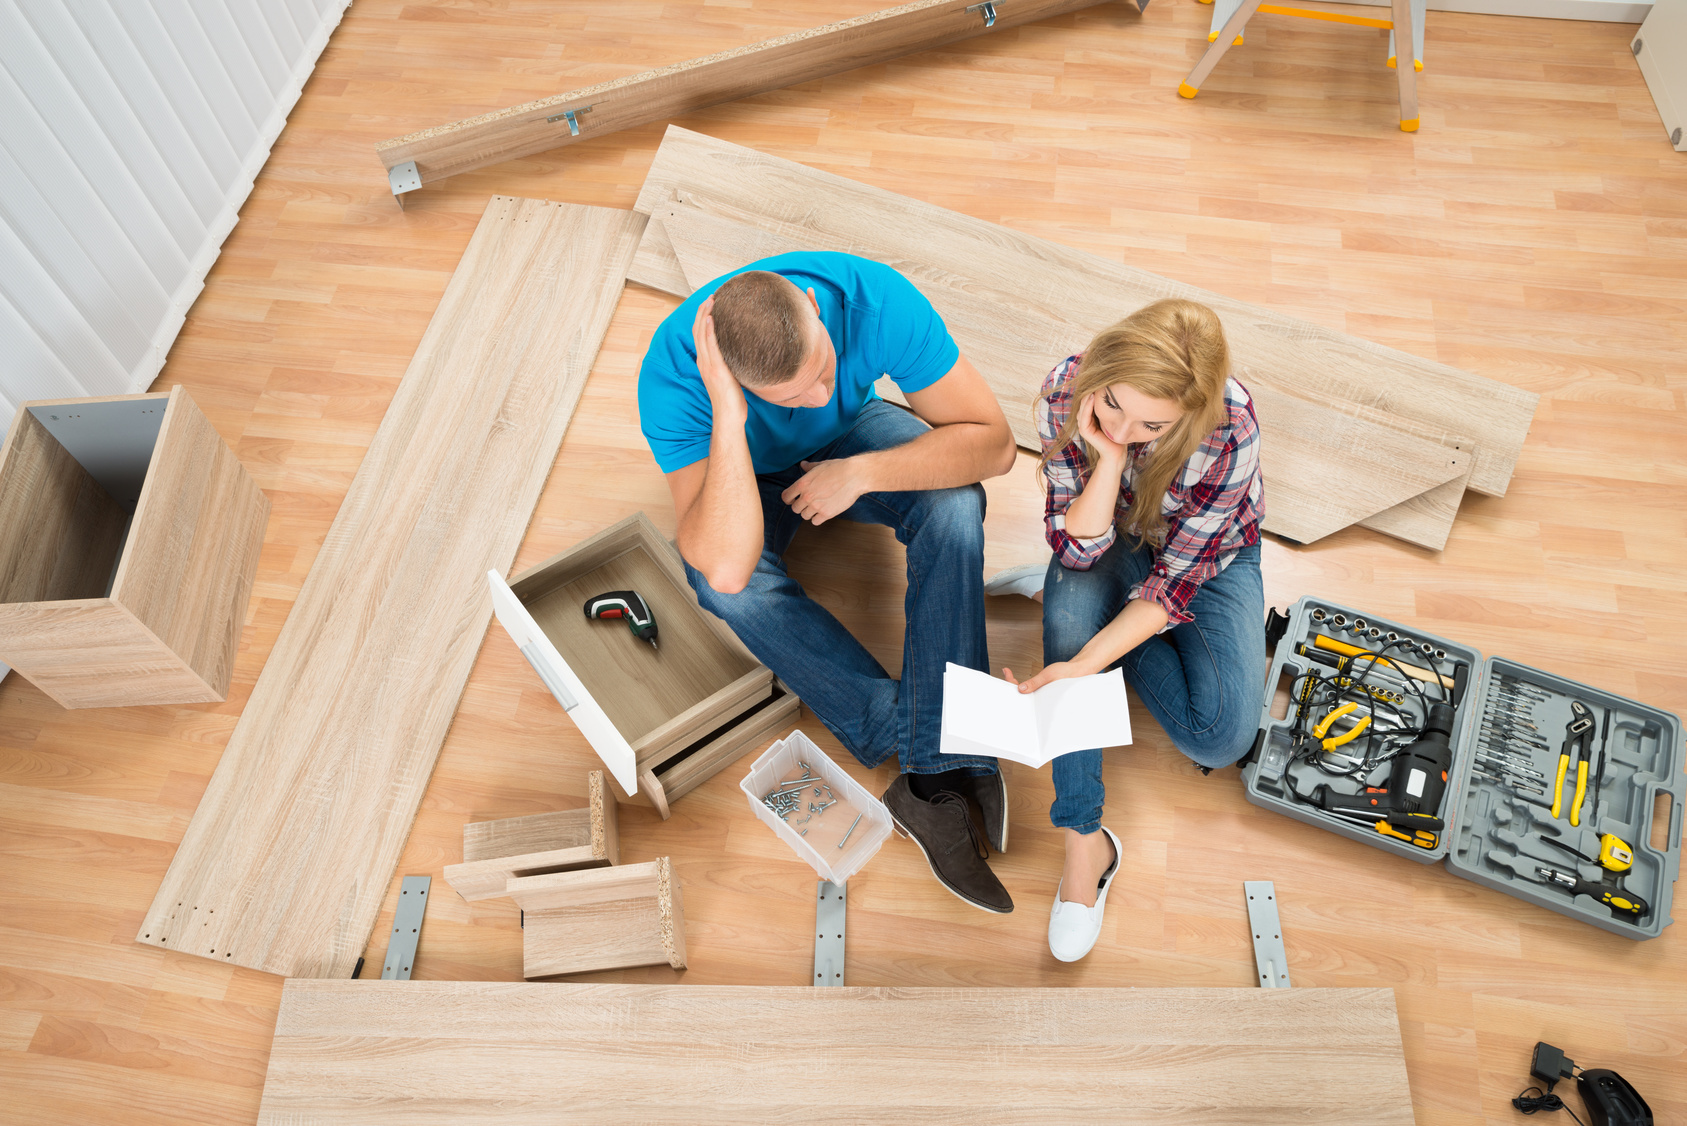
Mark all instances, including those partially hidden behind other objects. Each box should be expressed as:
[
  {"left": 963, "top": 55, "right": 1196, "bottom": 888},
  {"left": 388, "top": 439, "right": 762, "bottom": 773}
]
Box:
[{"left": 939, "top": 662, "right": 1133, "bottom": 769}]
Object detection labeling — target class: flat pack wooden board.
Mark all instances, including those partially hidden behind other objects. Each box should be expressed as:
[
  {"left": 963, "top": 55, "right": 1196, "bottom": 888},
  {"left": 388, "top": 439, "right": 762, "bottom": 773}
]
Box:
[
  {"left": 138, "top": 198, "right": 644, "bottom": 978},
  {"left": 642, "top": 199, "right": 1470, "bottom": 546},
  {"left": 629, "top": 126, "right": 1537, "bottom": 507},
  {"left": 258, "top": 981, "right": 1415, "bottom": 1124},
  {"left": 373, "top": 0, "right": 1114, "bottom": 189},
  {"left": 506, "top": 859, "right": 687, "bottom": 977}
]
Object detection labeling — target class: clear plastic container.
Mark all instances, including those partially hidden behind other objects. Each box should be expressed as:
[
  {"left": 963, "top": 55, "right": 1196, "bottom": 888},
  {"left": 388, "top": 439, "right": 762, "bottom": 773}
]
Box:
[{"left": 740, "top": 730, "right": 892, "bottom": 884}]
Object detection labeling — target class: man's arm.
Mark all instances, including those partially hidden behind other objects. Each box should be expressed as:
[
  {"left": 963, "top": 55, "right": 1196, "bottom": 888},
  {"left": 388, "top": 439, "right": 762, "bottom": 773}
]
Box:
[
  {"left": 666, "top": 299, "right": 763, "bottom": 594},
  {"left": 781, "top": 353, "right": 1016, "bottom": 524}
]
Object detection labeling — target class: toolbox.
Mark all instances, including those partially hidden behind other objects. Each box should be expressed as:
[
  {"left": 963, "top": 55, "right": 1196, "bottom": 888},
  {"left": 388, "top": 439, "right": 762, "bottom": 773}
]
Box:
[{"left": 1243, "top": 596, "right": 1685, "bottom": 940}]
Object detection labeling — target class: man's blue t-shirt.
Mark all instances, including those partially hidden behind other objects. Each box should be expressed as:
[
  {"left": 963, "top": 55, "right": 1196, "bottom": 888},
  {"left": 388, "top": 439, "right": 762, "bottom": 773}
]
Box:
[{"left": 638, "top": 252, "right": 960, "bottom": 475}]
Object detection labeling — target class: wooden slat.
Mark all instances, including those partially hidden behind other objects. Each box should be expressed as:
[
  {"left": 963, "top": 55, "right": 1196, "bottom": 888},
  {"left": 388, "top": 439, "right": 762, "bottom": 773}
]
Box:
[
  {"left": 644, "top": 200, "right": 1470, "bottom": 546},
  {"left": 505, "top": 859, "right": 686, "bottom": 977},
  {"left": 631, "top": 126, "right": 1538, "bottom": 501},
  {"left": 373, "top": 0, "right": 1114, "bottom": 189},
  {"left": 136, "top": 198, "right": 645, "bottom": 978},
  {"left": 258, "top": 982, "right": 1414, "bottom": 1124}
]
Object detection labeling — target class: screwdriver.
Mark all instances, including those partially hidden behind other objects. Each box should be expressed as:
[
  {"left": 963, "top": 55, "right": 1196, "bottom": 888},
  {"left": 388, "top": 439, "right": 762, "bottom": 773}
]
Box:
[
  {"left": 584, "top": 590, "right": 659, "bottom": 650},
  {"left": 1533, "top": 865, "right": 1649, "bottom": 921}
]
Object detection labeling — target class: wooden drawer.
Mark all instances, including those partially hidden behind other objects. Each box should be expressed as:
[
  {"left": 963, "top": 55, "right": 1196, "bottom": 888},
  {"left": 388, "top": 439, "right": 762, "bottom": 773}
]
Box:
[
  {"left": 488, "top": 512, "right": 799, "bottom": 818},
  {"left": 0, "top": 389, "right": 269, "bottom": 708}
]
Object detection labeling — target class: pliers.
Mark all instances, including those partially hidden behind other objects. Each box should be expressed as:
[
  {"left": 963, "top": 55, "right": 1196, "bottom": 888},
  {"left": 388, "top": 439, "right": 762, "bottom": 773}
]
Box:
[
  {"left": 1551, "top": 700, "right": 1595, "bottom": 824},
  {"left": 1313, "top": 701, "right": 1371, "bottom": 752}
]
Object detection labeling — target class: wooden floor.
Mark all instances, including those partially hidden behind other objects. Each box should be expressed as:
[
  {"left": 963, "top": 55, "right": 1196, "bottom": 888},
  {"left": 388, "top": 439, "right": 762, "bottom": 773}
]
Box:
[{"left": 2, "top": 1, "right": 1683, "bottom": 1124}]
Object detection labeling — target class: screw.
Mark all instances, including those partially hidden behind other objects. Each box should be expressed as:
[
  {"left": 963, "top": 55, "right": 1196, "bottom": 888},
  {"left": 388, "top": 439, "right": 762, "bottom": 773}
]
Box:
[{"left": 838, "top": 813, "right": 863, "bottom": 848}]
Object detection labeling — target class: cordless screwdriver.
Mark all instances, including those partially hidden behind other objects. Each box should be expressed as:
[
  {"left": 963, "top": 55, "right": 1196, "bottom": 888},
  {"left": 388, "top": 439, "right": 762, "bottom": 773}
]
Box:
[{"left": 584, "top": 590, "right": 659, "bottom": 650}]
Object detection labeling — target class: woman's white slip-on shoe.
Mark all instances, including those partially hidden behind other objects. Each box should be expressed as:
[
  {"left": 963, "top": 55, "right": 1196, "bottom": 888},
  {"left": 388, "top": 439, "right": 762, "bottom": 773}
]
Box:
[
  {"left": 983, "top": 562, "right": 1048, "bottom": 599},
  {"left": 1047, "top": 825, "right": 1122, "bottom": 963}
]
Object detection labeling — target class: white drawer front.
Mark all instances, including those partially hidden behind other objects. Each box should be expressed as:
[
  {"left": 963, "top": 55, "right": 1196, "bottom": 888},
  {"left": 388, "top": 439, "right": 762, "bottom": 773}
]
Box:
[{"left": 487, "top": 570, "right": 638, "bottom": 797}]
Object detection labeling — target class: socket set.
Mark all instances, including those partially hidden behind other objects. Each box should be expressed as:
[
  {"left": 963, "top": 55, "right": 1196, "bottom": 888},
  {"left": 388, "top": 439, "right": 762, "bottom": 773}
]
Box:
[{"left": 1242, "top": 596, "right": 1684, "bottom": 940}]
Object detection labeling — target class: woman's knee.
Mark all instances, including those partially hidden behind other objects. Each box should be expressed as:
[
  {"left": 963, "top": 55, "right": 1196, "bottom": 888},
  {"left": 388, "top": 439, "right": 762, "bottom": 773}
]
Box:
[
  {"left": 1042, "top": 566, "right": 1123, "bottom": 662},
  {"left": 1175, "top": 696, "right": 1261, "bottom": 768}
]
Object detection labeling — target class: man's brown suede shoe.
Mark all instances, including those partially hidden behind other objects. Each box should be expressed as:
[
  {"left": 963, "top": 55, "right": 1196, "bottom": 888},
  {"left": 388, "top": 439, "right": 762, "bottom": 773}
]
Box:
[
  {"left": 956, "top": 771, "right": 1008, "bottom": 853},
  {"left": 883, "top": 774, "right": 1013, "bottom": 914}
]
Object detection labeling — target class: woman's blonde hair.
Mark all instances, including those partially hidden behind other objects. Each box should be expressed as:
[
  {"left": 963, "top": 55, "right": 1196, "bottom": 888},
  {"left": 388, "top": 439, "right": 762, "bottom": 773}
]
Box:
[{"left": 1037, "top": 298, "right": 1231, "bottom": 548}]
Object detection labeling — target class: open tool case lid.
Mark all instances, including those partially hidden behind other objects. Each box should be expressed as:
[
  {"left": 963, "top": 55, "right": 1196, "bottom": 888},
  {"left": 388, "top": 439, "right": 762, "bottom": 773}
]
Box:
[
  {"left": 1244, "top": 596, "right": 1685, "bottom": 940},
  {"left": 1445, "top": 655, "right": 1684, "bottom": 941}
]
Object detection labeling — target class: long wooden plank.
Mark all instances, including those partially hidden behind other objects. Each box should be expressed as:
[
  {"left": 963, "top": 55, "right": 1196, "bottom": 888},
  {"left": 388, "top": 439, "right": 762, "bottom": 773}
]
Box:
[
  {"left": 137, "top": 198, "right": 644, "bottom": 978},
  {"left": 373, "top": 0, "right": 1114, "bottom": 191},
  {"left": 645, "top": 201, "right": 1470, "bottom": 546},
  {"left": 631, "top": 126, "right": 1537, "bottom": 501},
  {"left": 259, "top": 982, "right": 1415, "bottom": 1124}
]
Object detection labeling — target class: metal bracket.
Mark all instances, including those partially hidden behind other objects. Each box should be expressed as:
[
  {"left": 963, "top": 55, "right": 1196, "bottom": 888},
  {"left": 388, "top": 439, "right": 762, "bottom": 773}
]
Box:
[
  {"left": 381, "top": 875, "right": 431, "bottom": 980},
  {"left": 966, "top": 1, "right": 997, "bottom": 26},
  {"left": 1244, "top": 881, "right": 1290, "bottom": 988},
  {"left": 545, "top": 104, "right": 594, "bottom": 135},
  {"left": 388, "top": 160, "right": 421, "bottom": 206},
  {"left": 813, "top": 881, "right": 846, "bottom": 986}
]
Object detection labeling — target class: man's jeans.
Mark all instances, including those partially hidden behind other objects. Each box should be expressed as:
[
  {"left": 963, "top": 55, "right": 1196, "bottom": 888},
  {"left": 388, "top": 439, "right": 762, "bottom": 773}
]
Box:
[
  {"left": 685, "top": 399, "right": 997, "bottom": 777},
  {"left": 1043, "top": 538, "right": 1264, "bottom": 833}
]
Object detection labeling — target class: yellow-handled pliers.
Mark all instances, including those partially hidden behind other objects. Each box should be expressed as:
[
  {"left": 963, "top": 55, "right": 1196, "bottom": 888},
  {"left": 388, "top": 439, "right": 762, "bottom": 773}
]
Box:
[
  {"left": 1313, "top": 701, "right": 1371, "bottom": 751},
  {"left": 1551, "top": 700, "right": 1595, "bottom": 823}
]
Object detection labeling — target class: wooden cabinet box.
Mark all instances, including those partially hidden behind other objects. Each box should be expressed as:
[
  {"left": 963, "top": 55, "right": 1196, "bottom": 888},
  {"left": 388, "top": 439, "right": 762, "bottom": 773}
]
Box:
[
  {"left": 488, "top": 512, "right": 798, "bottom": 818},
  {"left": 0, "top": 389, "right": 268, "bottom": 708}
]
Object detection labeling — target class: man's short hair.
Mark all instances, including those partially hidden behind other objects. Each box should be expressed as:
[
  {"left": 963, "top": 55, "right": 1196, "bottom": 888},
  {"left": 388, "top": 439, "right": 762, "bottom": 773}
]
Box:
[{"left": 710, "top": 271, "right": 809, "bottom": 387}]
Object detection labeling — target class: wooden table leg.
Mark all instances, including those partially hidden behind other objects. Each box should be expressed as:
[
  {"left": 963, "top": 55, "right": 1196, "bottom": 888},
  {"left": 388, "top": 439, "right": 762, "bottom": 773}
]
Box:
[{"left": 1180, "top": 0, "right": 1265, "bottom": 98}]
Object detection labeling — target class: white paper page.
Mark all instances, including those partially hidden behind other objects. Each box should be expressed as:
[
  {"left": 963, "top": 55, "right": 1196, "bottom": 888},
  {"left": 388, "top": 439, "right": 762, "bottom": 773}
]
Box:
[
  {"left": 1032, "top": 667, "right": 1133, "bottom": 758},
  {"left": 939, "top": 664, "right": 1041, "bottom": 764}
]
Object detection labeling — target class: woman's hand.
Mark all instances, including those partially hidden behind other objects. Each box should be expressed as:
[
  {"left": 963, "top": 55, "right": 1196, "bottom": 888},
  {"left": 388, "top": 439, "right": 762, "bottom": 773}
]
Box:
[
  {"left": 1002, "top": 661, "right": 1092, "bottom": 694},
  {"left": 1075, "top": 392, "right": 1127, "bottom": 465}
]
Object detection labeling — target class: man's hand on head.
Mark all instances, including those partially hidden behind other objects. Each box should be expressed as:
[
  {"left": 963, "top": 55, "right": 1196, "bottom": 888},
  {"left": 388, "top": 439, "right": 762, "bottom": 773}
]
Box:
[
  {"left": 782, "top": 457, "right": 870, "bottom": 525},
  {"left": 692, "top": 297, "right": 747, "bottom": 428}
]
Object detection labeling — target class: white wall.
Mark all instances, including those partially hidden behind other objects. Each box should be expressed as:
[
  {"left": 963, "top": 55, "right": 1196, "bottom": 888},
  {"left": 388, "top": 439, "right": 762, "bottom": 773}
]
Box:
[
  {"left": 0, "top": 0, "right": 352, "bottom": 689},
  {"left": 0, "top": 0, "right": 353, "bottom": 418}
]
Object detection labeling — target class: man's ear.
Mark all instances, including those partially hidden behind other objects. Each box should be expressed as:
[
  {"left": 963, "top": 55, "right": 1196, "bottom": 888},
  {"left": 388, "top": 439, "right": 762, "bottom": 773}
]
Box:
[{"left": 805, "top": 287, "right": 820, "bottom": 315}]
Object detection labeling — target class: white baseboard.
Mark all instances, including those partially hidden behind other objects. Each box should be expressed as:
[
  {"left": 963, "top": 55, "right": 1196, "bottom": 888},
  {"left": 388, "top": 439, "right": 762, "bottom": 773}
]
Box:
[{"left": 1343, "top": 0, "right": 1650, "bottom": 21}]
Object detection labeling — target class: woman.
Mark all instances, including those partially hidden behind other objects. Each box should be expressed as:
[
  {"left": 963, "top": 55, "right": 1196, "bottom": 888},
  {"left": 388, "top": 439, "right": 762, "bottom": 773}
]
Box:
[{"left": 991, "top": 298, "right": 1265, "bottom": 963}]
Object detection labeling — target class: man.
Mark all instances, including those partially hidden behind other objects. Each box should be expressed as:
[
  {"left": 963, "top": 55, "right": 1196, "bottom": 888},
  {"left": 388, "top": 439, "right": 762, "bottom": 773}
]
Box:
[{"left": 639, "top": 252, "right": 1019, "bottom": 912}]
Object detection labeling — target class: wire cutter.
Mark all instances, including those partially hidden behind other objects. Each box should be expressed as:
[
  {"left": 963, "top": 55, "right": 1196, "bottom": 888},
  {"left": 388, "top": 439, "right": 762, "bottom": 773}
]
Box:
[{"left": 1550, "top": 700, "right": 1595, "bottom": 824}]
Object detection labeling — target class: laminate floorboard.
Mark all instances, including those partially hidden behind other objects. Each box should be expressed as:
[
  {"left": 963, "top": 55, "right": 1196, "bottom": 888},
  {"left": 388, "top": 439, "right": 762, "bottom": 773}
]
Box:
[
  {"left": 136, "top": 198, "right": 643, "bottom": 978},
  {"left": 1, "top": 2, "right": 1682, "bottom": 1124},
  {"left": 257, "top": 981, "right": 1413, "bottom": 1124}
]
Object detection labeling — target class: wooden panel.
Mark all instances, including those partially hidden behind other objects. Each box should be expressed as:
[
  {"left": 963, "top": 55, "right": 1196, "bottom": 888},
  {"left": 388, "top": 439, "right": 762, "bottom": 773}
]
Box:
[
  {"left": 645, "top": 201, "right": 1470, "bottom": 546},
  {"left": 631, "top": 127, "right": 1538, "bottom": 500},
  {"left": 374, "top": 0, "right": 1114, "bottom": 189},
  {"left": 656, "top": 690, "right": 802, "bottom": 804},
  {"left": 111, "top": 387, "right": 270, "bottom": 700},
  {"left": 444, "top": 773, "right": 621, "bottom": 900},
  {"left": 136, "top": 198, "right": 645, "bottom": 978},
  {"left": 465, "top": 771, "right": 620, "bottom": 863},
  {"left": 631, "top": 669, "right": 772, "bottom": 771},
  {"left": 0, "top": 408, "right": 127, "bottom": 606},
  {"left": 0, "top": 598, "right": 216, "bottom": 708},
  {"left": 258, "top": 982, "right": 1412, "bottom": 1123},
  {"left": 505, "top": 859, "right": 686, "bottom": 977}
]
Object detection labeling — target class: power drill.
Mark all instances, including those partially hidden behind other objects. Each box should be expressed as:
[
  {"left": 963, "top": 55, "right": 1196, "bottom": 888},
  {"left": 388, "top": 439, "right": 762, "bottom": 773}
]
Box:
[{"left": 1311, "top": 701, "right": 1456, "bottom": 843}]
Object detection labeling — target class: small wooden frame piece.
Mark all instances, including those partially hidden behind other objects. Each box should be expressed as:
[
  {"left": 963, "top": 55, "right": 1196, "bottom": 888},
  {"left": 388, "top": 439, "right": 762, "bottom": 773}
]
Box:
[
  {"left": 491, "top": 512, "right": 800, "bottom": 818},
  {"left": 443, "top": 771, "right": 621, "bottom": 901},
  {"left": 0, "top": 388, "right": 269, "bottom": 708},
  {"left": 374, "top": 0, "right": 1114, "bottom": 201},
  {"left": 505, "top": 858, "right": 686, "bottom": 979}
]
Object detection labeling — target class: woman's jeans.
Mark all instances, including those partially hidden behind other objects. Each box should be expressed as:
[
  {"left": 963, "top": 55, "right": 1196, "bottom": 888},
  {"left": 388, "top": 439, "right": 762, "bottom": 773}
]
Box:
[{"left": 1043, "top": 538, "right": 1265, "bottom": 833}]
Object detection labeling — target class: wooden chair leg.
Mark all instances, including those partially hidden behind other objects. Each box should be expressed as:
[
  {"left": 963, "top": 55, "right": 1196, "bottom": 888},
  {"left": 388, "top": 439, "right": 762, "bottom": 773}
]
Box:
[
  {"left": 1390, "top": 0, "right": 1419, "bottom": 129},
  {"left": 1181, "top": 0, "right": 1264, "bottom": 98}
]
